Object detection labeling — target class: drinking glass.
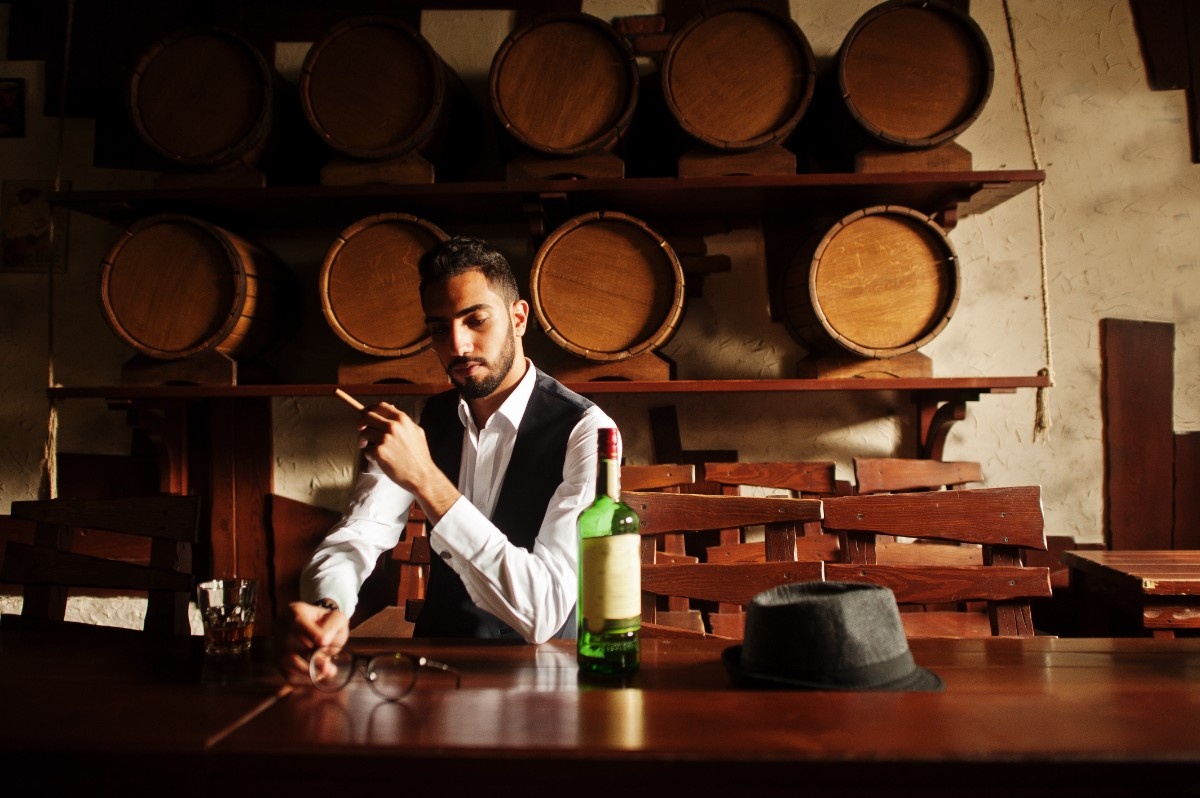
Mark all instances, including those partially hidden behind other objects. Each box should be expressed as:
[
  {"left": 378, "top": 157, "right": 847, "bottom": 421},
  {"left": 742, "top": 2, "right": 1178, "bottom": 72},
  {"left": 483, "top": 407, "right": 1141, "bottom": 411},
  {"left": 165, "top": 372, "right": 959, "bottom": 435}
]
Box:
[{"left": 196, "top": 578, "right": 257, "bottom": 655}]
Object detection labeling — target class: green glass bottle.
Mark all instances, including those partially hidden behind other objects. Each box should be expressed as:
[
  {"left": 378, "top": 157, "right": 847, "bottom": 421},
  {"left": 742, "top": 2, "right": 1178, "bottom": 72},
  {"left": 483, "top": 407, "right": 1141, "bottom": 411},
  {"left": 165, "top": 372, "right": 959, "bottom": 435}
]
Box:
[{"left": 577, "top": 427, "right": 641, "bottom": 677}]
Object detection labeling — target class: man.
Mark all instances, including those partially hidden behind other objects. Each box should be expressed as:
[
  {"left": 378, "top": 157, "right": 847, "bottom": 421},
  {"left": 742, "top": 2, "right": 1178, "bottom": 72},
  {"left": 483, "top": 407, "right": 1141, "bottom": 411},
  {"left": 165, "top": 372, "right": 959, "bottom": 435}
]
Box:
[{"left": 279, "top": 235, "right": 616, "bottom": 680}]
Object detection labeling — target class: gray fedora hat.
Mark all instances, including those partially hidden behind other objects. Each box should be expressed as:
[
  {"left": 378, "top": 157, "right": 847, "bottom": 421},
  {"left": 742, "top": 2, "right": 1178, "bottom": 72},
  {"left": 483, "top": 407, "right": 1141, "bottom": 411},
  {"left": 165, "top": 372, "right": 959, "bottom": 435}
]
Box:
[{"left": 722, "top": 581, "right": 943, "bottom": 691}]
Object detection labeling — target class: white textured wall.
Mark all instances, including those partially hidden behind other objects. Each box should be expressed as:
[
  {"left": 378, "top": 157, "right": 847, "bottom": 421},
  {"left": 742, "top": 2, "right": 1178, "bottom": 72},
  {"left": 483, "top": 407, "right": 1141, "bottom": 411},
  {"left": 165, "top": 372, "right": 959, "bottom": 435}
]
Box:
[
  {"left": 2, "top": 0, "right": 1198, "bottom": 623},
  {"left": 283, "top": 0, "right": 1200, "bottom": 545},
  {"left": 278, "top": 0, "right": 1200, "bottom": 544}
]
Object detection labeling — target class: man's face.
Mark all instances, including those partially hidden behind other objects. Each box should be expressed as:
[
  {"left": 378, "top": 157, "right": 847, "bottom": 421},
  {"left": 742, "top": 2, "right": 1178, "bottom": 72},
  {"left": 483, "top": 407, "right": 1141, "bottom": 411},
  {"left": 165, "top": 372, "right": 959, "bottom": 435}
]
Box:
[{"left": 423, "top": 270, "right": 527, "bottom": 399}]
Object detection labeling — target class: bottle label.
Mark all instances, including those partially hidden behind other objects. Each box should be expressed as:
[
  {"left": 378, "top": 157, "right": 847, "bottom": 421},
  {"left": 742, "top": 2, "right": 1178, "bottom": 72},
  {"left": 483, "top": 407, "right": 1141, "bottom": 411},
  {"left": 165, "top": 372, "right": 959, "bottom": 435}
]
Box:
[{"left": 580, "top": 534, "right": 641, "bottom": 633}]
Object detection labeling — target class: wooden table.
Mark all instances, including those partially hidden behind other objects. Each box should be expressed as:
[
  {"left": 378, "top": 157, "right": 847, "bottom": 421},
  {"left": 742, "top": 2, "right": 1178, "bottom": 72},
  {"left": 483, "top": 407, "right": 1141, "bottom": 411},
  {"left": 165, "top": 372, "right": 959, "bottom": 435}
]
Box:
[
  {"left": 0, "top": 619, "right": 284, "bottom": 796},
  {"left": 213, "top": 635, "right": 1200, "bottom": 797},
  {"left": 1062, "top": 549, "right": 1200, "bottom": 637},
  {"left": 5, "top": 620, "right": 1200, "bottom": 797}
]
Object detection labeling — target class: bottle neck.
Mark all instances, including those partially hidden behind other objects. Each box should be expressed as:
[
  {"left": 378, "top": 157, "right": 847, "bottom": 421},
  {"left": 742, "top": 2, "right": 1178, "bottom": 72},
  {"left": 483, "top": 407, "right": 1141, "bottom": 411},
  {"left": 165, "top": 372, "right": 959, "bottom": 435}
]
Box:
[
  {"left": 596, "top": 456, "right": 620, "bottom": 502},
  {"left": 595, "top": 428, "right": 620, "bottom": 502}
]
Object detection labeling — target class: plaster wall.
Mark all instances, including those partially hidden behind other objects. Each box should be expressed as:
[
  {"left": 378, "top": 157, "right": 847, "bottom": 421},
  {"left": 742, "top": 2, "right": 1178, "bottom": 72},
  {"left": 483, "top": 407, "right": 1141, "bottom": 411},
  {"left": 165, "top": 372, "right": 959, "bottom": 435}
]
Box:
[
  {"left": 1, "top": 1, "right": 1198, "bottom": 626},
  {"left": 276, "top": 0, "right": 1200, "bottom": 542}
]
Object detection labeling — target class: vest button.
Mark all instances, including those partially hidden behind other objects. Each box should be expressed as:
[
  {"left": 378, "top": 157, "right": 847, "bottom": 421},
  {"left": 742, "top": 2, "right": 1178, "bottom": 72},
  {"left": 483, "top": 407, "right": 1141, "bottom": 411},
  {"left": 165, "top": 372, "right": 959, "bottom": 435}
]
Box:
[{"left": 439, "top": 550, "right": 452, "bottom": 560}]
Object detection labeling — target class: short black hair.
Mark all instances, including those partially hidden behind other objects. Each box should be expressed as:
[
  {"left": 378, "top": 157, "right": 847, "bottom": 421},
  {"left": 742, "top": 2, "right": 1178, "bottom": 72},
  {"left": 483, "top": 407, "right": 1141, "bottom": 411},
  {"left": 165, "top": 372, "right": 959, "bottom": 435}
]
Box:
[{"left": 419, "top": 235, "right": 521, "bottom": 305}]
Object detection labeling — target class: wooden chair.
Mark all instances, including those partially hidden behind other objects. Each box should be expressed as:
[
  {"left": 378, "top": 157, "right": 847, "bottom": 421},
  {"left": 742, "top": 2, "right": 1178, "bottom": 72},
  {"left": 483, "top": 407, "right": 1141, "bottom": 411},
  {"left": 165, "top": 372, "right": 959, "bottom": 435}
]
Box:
[
  {"left": 820, "top": 486, "right": 1052, "bottom": 636},
  {"left": 852, "top": 460, "right": 1093, "bottom": 633},
  {"left": 347, "top": 514, "right": 430, "bottom": 639},
  {"left": 1, "top": 495, "right": 201, "bottom": 634},
  {"left": 622, "top": 490, "right": 824, "bottom": 638}
]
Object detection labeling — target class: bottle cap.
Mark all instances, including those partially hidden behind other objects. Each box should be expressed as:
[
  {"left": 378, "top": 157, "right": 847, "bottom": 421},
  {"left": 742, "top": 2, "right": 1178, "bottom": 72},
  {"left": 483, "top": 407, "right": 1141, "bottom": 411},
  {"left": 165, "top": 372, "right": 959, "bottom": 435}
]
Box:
[{"left": 597, "top": 427, "right": 619, "bottom": 459}]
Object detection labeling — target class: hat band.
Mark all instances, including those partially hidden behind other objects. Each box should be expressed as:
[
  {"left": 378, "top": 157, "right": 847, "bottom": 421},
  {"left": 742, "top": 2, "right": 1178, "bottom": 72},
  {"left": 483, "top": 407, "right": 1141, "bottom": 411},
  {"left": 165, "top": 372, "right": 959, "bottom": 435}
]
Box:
[{"left": 766, "top": 649, "right": 919, "bottom": 689}]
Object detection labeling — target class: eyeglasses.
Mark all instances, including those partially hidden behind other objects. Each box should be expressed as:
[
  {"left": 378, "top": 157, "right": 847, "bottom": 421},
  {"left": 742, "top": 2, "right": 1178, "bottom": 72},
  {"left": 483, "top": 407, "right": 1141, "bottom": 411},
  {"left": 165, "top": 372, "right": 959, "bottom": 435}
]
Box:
[{"left": 308, "top": 647, "right": 461, "bottom": 702}]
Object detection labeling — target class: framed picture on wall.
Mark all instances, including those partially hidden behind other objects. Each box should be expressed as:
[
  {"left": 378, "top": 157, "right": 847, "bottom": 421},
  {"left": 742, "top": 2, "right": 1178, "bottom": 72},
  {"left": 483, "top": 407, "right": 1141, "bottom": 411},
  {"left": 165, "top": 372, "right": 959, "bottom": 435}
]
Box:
[
  {"left": 0, "top": 78, "right": 25, "bottom": 137},
  {"left": 1, "top": 180, "right": 69, "bottom": 274}
]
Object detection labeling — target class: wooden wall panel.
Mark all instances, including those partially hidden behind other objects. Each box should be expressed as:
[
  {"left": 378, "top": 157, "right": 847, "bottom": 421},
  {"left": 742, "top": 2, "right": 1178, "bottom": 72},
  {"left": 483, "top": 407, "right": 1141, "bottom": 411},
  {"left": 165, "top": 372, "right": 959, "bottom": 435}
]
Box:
[
  {"left": 206, "top": 398, "right": 274, "bottom": 622},
  {"left": 1100, "top": 318, "right": 1174, "bottom": 549},
  {"left": 1176, "top": 432, "right": 1200, "bottom": 549}
]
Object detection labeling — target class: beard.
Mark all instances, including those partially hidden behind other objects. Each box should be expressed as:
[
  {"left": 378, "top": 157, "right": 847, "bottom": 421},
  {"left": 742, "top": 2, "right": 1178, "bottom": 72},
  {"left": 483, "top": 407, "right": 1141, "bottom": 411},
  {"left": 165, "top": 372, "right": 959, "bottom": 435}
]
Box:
[{"left": 448, "top": 322, "right": 517, "bottom": 399}]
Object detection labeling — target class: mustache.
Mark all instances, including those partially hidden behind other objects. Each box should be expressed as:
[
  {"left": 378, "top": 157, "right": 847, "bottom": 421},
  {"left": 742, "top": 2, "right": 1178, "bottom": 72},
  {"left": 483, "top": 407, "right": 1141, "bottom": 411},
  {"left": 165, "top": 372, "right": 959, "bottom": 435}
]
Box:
[{"left": 447, "top": 356, "right": 487, "bottom": 369}]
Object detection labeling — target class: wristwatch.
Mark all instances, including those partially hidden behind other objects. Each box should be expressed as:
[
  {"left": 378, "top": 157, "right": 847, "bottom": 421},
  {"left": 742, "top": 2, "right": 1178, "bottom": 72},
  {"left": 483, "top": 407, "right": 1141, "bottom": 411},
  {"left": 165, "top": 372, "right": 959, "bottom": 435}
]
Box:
[{"left": 313, "top": 598, "right": 339, "bottom": 613}]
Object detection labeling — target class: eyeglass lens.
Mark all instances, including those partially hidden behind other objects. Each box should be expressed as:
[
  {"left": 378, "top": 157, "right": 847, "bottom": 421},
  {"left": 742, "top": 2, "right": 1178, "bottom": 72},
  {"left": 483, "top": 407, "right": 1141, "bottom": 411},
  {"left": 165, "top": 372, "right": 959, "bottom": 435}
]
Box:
[
  {"left": 309, "top": 648, "right": 419, "bottom": 700},
  {"left": 309, "top": 647, "right": 354, "bottom": 692},
  {"left": 366, "top": 652, "right": 420, "bottom": 700}
]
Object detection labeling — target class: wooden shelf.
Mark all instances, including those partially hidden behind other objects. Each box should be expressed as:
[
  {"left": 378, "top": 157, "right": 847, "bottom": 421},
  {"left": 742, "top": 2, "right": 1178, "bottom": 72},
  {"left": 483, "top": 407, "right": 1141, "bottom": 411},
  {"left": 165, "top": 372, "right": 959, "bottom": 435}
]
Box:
[
  {"left": 50, "top": 171, "right": 1044, "bottom": 231},
  {"left": 48, "top": 374, "right": 1051, "bottom": 401},
  {"left": 51, "top": 375, "right": 1049, "bottom": 492}
]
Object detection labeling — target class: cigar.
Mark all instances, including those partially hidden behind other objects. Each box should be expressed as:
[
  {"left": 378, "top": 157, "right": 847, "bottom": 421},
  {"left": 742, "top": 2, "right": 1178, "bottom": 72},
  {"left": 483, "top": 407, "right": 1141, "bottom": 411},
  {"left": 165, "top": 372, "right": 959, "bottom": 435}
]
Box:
[{"left": 334, "top": 388, "right": 365, "bottom": 411}]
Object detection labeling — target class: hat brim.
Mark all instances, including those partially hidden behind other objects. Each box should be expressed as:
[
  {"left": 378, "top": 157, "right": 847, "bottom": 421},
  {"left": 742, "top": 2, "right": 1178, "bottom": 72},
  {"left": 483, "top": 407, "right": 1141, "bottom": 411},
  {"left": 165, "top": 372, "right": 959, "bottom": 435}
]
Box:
[{"left": 721, "top": 645, "right": 944, "bottom": 692}]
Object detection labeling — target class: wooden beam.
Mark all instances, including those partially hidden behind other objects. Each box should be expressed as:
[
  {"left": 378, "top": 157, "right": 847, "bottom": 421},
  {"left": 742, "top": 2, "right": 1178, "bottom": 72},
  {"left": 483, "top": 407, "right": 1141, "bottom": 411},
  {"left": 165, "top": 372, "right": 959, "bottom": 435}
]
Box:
[{"left": 1129, "top": 0, "right": 1200, "bottom": 163}]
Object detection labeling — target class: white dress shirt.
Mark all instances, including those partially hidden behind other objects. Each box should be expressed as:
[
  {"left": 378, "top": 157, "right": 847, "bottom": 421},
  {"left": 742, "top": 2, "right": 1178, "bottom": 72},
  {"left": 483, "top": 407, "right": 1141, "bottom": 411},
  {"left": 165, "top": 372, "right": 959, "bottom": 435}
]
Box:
[{"left": 301, "top": 362, "right": 616, "bottom": 643}]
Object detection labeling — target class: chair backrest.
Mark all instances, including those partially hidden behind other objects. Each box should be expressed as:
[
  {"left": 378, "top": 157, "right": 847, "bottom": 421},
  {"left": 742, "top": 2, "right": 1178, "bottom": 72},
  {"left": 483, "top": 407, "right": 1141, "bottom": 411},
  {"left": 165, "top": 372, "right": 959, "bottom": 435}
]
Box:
[
  {"left": 621, "top": 464, "right": 696, "bottom": 492},
  {"left": 396, "top": 506, "right": 430, "bottom": 627},
  {"left": 268, "top": 494, "right": 338, "bottom": 621},
  {"left": 1, "top": 496, "right": 201, "bottom": 634},
  {"left": 853, "top": 458, "right": 983, "bottom": 495},
  {"left": 622, "top": 490, "right": 824, "bottom": 637},
  {"left": 703, "top": 461, "right": 842, "bottom": 496},
  {"left": 350, "top": 503, "right": 430, "bottom": 628},
  {"left": 821, "top": 486, "right": 1051, "bottom": 636},
  {"left": 850, "top": 458, "right": 988, "bottom": 623},
  {"left": 702, "top": 461, "right": 847, "bottom": 564}
]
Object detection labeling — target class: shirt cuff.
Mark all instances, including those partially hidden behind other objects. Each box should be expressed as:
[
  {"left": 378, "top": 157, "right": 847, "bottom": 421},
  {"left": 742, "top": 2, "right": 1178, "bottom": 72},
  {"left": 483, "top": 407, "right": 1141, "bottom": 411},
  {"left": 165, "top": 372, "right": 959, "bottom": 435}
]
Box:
[
  {"left": 302, "top": 578, "right": 358, "bottom": 620},
  {"left": 428, "top": 495, "right": 492, "bottom": 562}
]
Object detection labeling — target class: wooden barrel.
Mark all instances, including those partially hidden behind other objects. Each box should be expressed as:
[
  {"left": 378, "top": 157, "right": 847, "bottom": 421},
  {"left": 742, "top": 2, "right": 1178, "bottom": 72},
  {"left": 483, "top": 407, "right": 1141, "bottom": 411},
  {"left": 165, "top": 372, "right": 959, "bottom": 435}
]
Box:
[
  {"left": 99, "top": 215, "right": 284, "bottom": 360},
  {"left": 320, "top": 213, "right": 448, "bottom": 357},
  {"left": 661, "top": 3, "right": 816, "bottom": 151},
  {"left": 836, "top": 0, "right": 993, "bottom": 149},
  {"left": 531, "top": 212, "right": 685, "bottom": 362},
  {"left": 128, "top": 27, "right": 276, "bottom": 169},
  {"left": 781, "top": 206, "right": 960, "bottom": 359},
  {"left": 300, "top": 15, "right": 465, "bottom": 162},
  {"left": 490, "top": 12, "right": 639, "bottom": 157}
]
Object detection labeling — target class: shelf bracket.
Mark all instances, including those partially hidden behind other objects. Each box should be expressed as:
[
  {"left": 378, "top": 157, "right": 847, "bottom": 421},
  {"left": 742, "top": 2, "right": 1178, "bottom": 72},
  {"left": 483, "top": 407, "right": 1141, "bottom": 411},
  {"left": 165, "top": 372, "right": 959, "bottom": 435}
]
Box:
[
  {"left": 913, "top": 391, "right": 980, "bottom": 460},
  {"left": 529, "top": 192, "right": 572, "bottom": 239},
  {"left": 933, "top": 202, "right": 959, "bottom": 231},
  {"left": 110, "top": 399, "right": 190, "bottom": 496}
]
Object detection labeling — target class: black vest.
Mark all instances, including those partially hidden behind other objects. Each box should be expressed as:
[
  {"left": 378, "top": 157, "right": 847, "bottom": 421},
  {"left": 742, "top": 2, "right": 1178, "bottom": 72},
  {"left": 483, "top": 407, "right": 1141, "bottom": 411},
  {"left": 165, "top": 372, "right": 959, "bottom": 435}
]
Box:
[{"left": 412, "top": 369, "right": 593, "bottom": 639}]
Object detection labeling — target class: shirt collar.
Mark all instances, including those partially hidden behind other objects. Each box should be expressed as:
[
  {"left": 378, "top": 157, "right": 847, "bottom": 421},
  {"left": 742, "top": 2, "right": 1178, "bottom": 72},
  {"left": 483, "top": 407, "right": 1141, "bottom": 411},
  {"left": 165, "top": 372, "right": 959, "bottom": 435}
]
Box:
[{"left": 456, "top": 358, "right": 537, "bottom": 434}]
